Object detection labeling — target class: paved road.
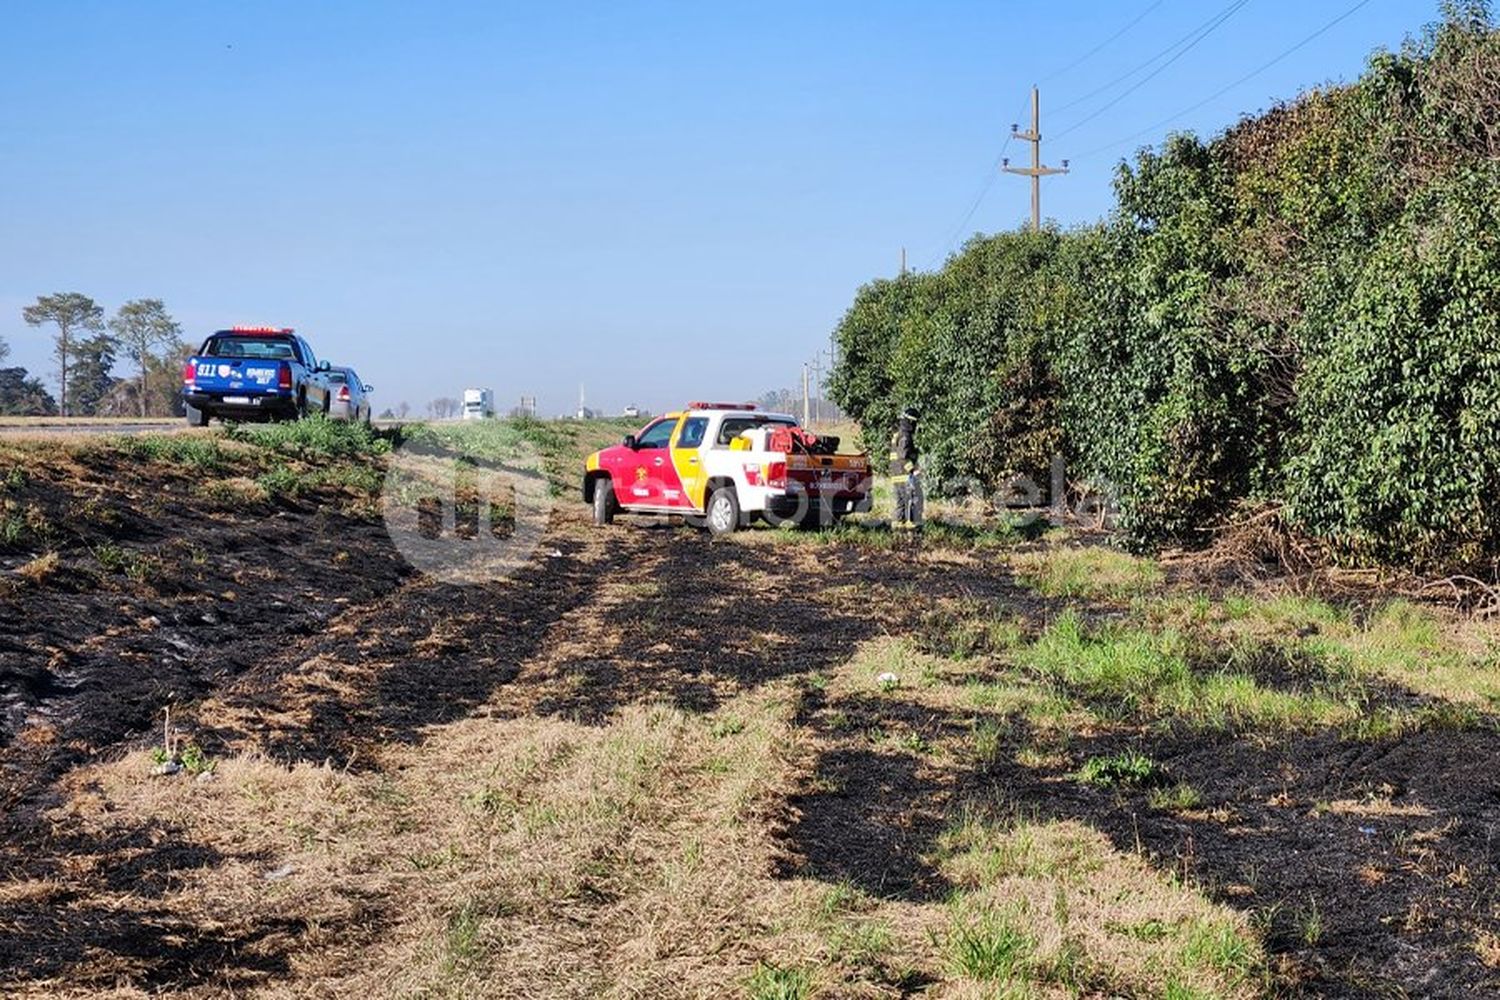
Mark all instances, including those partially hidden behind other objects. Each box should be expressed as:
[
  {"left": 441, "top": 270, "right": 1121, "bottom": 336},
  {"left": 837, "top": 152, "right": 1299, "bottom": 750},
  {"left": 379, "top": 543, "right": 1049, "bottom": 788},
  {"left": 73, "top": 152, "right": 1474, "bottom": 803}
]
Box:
[
  {"left": 0, "top": 420, "right": 185, "bottom": 437},
  {"left": 0, "top": 419, "right": 403, "bottom": 437}
]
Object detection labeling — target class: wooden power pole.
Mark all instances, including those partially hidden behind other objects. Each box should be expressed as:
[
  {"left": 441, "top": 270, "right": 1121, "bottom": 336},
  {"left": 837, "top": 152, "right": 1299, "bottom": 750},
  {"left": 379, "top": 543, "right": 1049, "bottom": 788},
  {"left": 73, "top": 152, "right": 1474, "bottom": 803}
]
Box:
[
  {"left": 1003, "top": 86, "right": 1069, "bottom": 232},
  {"left": 802, "top": 363, "right": 811, "bottom": 426}
]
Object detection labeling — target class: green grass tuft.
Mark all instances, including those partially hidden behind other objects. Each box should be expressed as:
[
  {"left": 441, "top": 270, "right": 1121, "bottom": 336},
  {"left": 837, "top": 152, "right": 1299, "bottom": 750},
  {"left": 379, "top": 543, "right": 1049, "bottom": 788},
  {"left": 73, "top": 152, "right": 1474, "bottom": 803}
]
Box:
[
  {"left": 946, "top": 906, "right": 1035, "bottom": 982},
  {"left": 745, "top": 962, "right": 812, "bottom": 1000}
]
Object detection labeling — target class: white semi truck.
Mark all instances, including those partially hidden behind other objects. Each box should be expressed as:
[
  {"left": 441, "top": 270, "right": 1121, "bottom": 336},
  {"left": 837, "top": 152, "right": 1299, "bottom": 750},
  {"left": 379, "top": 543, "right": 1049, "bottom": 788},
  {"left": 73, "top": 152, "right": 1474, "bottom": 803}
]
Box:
[{"left": 462, "top": 388, "right": 495, "bottom": 420}]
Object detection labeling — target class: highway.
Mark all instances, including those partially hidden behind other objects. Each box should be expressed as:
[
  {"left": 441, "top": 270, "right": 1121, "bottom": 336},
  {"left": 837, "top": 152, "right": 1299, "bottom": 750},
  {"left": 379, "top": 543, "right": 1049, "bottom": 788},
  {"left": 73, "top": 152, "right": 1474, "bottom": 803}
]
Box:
[{"left": 0, "top": 419, "right": 186, "bottom": 437}]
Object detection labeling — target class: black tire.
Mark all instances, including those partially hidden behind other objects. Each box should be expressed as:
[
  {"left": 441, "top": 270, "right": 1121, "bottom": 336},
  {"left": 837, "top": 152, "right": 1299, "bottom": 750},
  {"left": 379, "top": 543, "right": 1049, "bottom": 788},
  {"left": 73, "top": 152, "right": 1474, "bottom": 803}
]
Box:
[
  {"left": 592, "top": 477, "right": 618, "bottom": 526},
  {"left": 185, "top": 403, "right": 209, "bottom": 428},
  {"left": 706, "top": 485, "right": 742, "bottom": 537}
]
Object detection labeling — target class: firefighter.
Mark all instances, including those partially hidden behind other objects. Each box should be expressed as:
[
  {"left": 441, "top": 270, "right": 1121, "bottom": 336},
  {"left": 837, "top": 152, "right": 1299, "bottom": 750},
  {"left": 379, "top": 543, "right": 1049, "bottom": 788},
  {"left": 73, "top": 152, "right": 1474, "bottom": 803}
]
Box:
[{"left": 889, "top": 406, "right": 923, "bottom": 528}]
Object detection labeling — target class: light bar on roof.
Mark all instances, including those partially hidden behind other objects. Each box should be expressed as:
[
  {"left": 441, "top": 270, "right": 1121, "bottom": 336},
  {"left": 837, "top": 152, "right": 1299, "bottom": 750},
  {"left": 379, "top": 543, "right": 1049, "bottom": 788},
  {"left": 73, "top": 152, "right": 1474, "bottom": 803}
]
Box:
[
  {"left": 229, "top": 326, "right": 294, "bottom": 334},
  {"left": 687, "top": 401, "right": 756, "bottom": 410}
]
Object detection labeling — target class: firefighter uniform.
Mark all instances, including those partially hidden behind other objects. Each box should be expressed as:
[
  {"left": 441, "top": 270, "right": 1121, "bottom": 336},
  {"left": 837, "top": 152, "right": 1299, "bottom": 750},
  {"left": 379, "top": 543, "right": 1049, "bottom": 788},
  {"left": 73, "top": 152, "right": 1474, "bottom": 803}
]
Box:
[{"left": 889, "top": 409, "right": 923, "bottom": 527}]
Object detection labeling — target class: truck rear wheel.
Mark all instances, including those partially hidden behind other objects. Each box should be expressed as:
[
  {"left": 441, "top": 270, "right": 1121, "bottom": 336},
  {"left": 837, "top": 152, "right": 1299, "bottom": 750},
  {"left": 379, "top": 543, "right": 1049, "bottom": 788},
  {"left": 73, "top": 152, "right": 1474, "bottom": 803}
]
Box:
[
  {"left": 185, "top": 403, "right": 209, "bottom": 428},
  {"left": 706, "top": 485, "right": 742, "bottom": 537},
  {"left": 592, "top": 477, "right": 618, "bottom": 526}
]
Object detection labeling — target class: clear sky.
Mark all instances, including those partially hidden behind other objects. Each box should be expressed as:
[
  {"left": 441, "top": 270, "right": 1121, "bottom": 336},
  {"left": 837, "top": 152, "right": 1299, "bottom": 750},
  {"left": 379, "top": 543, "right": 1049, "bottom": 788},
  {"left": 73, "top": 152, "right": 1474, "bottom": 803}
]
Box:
[{"left": 0, "top": 1, "right": 1429, "bottom": 417}]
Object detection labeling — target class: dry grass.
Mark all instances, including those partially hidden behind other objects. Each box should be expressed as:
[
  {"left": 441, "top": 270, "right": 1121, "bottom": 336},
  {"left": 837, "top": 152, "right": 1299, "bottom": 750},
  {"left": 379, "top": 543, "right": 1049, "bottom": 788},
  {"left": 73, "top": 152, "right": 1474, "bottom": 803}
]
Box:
[
  {"left": 936, "top": 807, "right": 1264, "bottom": 998},
  {"left": 32, "top": 687, "right": 808, "bottom": 999},
  {"left": 16, "top": 551, "right": 60, "bottom": 584},
  {"left": 16, "top": 624, "right": 1278, "bottom": 999},
  {"left": 1152, "top": 593, "right": 1500, "bottom": 711},
  {"left": 1011, "top": 546, "right": 1163, "bottom": 601},
  {"left": 10, "top": 423, "right": 1498, "bottom": 998}
]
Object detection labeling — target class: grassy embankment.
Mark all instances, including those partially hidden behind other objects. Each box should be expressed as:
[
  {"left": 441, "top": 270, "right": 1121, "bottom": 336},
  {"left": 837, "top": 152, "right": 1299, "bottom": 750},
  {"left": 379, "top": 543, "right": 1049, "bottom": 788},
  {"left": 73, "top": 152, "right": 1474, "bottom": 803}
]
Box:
[{"left": 3, "top": 418, "right": 1496, "bottom": 997}]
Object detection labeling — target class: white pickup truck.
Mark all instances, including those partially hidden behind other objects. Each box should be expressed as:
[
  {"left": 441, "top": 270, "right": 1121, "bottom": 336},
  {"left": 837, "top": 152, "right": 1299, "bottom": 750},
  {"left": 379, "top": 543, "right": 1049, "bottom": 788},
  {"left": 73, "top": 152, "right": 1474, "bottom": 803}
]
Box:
[{"left": 583, "top": 402, "right": 871, "bottom": 534}]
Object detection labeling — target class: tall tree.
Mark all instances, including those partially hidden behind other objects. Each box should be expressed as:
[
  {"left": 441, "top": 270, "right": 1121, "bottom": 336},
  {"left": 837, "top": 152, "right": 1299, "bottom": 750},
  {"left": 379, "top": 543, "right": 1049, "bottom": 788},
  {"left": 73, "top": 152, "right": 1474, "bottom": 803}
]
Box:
[
  {"left": 22, "top": 293, "right": 104, "bottom": 417},
  {"left": 0, "top": 335, "right": 10, "bottom": 364},
  {"left": 65, "top": 333, "right": 119, "bottom": 417},
  {"left": 143, "top": 338, "right": 195, "bottom": 416},
  {"left": 109, "top": 299, "right": 182, "bottom": 417},
  {"left": 0, "top": 367, "right": 56, "bottom": 416}
]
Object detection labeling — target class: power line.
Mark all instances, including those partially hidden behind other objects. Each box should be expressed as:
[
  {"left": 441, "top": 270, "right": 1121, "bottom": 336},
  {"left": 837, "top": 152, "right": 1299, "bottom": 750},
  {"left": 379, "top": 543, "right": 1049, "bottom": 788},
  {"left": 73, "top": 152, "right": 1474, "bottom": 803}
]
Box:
[
  {"left": 1050, "top": 0, "right": 1252, "bottom": 119},
  {"left": 1073, "top": 0, "right": 1374, "bottom": 160},
  {"left": 1039, "top": 0, "right": 1165, "bottom": 84},
  {"left": 924, "top": 1, "right": 1174, "bottom": 265},
  {"left": 926, "top": 97, "right": 1028, "bottom": 267},
  {"left": 1050, "top": 0, "right": 1252, "bottom": 142}
]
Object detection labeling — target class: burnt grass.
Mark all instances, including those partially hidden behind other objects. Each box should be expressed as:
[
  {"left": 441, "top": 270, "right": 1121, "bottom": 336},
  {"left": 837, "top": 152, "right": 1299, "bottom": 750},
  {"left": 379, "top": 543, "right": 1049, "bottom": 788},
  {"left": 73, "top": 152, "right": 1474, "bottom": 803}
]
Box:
[{"left": 1, "top": 452, "right": 1498, "bottom": 997}]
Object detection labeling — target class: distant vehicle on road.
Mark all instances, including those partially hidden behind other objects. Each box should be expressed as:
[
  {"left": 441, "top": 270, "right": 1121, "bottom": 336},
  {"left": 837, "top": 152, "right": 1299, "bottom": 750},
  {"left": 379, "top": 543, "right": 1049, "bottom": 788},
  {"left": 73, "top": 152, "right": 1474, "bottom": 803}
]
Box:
[
  {"left": 181, "top": 327, "right": 333, "bottom": 426},
  {"left": 327, "top": 367, "right": 373, "bottom": 424},
  {"left": 622, "top": 405, "right": 640, "bottom": 418},
  {"left": 583, "top": 402, "right": 871, "bottom": 535},
  {"left": 462, "top": 388, "right": 495, "bottom": 420}
]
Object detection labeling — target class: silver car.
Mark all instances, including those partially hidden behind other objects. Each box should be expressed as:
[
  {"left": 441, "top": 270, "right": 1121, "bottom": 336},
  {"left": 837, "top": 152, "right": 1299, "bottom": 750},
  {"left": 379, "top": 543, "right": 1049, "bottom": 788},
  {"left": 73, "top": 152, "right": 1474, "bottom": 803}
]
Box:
[{"left": 326, "top": 366, "right": 373, "bottom": 424}]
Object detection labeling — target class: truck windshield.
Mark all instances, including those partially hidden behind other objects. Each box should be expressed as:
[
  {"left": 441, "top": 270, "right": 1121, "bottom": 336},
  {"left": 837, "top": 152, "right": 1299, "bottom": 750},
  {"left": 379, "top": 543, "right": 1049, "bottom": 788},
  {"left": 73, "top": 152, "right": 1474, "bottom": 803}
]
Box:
[{"left": 202, "top": 337, "right": 298, "bottom": 361}]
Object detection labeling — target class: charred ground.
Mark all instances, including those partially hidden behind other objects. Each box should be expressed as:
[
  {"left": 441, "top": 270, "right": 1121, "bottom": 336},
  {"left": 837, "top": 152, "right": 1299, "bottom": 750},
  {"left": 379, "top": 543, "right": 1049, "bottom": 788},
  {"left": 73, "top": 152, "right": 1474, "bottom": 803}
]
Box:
[{"left": 1, "top": 420, "right": 1497, "bottom": 998}]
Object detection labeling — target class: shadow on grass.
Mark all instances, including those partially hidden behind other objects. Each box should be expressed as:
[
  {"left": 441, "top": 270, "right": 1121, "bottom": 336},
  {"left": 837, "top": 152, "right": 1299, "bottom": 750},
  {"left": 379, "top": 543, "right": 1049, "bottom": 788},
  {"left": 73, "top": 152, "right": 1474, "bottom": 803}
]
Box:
[
  {"left": 778, "top": 660, "right": 1500, "bottom": 999},
  {"left": 0, "top": 814, "right": 369, "bottom": 992}
]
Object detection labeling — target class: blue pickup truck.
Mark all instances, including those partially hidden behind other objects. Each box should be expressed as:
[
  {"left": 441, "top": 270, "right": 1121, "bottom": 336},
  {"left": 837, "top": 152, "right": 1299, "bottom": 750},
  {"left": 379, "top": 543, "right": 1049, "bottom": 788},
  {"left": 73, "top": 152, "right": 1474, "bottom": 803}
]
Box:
[{"left": 181, "top": 327, "right": 334, "bottom": 426}]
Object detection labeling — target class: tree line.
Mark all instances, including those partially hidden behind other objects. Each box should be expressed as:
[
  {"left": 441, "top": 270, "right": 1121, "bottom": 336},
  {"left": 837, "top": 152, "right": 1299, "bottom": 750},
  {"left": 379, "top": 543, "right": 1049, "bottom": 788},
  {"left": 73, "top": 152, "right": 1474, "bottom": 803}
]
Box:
[
  {"left": 5, "top": 292, "right": 193, "bottom": 418},
  {"left": 827, "top": 3, "right": 1500, "bottom": 574}
]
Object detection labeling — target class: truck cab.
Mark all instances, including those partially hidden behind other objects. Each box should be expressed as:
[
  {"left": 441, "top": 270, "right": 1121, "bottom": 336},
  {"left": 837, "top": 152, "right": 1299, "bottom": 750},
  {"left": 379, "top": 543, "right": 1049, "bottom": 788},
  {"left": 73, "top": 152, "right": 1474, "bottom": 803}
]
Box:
[
  {"left": 583, "top": 403, "right": 871, "bottom": 534},
  {"left": 462, "top": 388, "right": 495, "bottom": 420},
  {"left": 181, "top": 327, "right": 333, "bottom": 425}
]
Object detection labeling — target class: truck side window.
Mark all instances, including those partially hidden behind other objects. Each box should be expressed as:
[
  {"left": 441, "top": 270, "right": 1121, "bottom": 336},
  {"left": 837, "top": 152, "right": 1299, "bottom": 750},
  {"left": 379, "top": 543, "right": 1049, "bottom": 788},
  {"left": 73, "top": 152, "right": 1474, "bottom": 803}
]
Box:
[
  {"left": 715, "top": 418, "right": 754, "bottom": 445},
  {"left": 635, "top": 419, "right": 676, "bottom": 449},
  {"left": 675, "top": 417, "right": 708, "bottom": 449}
]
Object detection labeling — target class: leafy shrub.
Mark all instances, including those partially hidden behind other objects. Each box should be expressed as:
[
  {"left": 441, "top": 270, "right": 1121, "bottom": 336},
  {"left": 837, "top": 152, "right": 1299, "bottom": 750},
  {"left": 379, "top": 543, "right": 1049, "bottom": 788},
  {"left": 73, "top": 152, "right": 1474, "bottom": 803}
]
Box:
[
  {"left": 1076, "top": 750, "right": 1165, "bottom": 789},
  {"left": 827, "top": 6, "right": 1500, "bottom": 573},
  {"left": 1285, "top": 165, "right": 1500, "bottom": 569},
  {"left": 228, "top": 416, "right": 390, "bottom": 459}
]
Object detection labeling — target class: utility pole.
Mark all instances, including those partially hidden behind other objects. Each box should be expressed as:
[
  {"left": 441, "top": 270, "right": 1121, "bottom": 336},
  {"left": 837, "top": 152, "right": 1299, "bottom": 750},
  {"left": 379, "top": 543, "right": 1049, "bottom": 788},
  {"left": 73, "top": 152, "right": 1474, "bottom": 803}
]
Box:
[
  {"left": 802, "top": 364, "right": 811, "bottom": 426},
  {"left": 810, "top": 357, "right": 823, "bottom": 425},
  {"left": 900, "top": 246, "right": 907, "bottom": 276},
  {"left": 1003, "top": 86, "right": 1069, "bottom": 232}
]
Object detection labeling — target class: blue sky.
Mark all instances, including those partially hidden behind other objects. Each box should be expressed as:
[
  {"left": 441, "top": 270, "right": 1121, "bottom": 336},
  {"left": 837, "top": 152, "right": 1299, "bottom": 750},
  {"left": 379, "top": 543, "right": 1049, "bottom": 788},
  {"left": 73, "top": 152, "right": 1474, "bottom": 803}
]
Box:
[{"left": 0, "top": 1, "right": 1427, "bottom": 416}]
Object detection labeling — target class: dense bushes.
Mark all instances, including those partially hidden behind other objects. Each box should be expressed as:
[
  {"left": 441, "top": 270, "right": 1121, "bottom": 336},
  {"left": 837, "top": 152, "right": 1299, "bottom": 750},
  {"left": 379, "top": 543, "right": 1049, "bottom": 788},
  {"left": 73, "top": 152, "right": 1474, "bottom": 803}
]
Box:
[{"left": 828, "top": 4, "right": 1500, "bottom": 574}]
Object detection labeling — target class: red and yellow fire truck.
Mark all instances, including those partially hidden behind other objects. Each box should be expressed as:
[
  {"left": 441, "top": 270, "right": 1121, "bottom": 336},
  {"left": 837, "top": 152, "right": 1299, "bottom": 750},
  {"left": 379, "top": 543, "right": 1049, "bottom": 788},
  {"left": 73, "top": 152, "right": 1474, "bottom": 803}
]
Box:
[{"left": 583, "top": 403, "right": 871, "bottom": 535}]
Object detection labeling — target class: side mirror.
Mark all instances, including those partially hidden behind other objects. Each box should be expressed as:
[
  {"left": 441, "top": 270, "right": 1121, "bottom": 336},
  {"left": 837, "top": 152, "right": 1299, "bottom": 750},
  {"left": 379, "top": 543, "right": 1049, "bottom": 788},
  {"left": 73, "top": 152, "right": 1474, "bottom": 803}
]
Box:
[
  {"left": 622, "top": 434, "right": 637, "bottom": 450},
  {"left": 363, "top": 384, "right": 374, "bottom": 393},
  {"left": 317, "top": 360, "right": 331, "bottom": 372}
]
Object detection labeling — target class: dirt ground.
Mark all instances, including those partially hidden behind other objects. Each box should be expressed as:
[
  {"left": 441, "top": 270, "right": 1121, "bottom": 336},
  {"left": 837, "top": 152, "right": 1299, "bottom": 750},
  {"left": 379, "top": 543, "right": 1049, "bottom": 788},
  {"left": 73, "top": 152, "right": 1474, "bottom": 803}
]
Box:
[{"left": 2, "top": 435, "right": 1498, "bottom": 998}]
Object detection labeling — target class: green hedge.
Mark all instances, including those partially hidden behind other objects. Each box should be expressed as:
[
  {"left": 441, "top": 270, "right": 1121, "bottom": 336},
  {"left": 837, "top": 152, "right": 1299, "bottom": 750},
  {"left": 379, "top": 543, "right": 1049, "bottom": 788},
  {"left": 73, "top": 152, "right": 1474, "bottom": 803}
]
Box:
[{"left": 827, "top": 5, "right": 1500, "bottom": 573}]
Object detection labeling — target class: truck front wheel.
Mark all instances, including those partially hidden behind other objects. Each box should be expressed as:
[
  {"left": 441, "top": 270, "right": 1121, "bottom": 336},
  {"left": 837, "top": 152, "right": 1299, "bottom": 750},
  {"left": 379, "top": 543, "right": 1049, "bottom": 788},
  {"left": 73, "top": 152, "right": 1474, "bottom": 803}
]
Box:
[
  {"left": 706, "top": 485, "right": 742, "bottom": 537},
  {"left": 592, "top": 477, "right": 618, "bottom": 526}
]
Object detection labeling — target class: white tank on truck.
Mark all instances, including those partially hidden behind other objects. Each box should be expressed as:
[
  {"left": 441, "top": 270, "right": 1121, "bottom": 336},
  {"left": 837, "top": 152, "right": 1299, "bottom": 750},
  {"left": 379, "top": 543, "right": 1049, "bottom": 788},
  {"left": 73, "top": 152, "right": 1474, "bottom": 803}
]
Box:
[{"left": 462, "top": 388, "right": 495, "bottom": 419}]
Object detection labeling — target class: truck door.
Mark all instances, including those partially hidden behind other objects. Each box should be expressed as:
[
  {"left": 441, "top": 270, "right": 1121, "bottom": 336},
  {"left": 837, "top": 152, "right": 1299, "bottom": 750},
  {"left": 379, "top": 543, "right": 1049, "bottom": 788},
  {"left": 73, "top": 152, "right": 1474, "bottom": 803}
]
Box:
[
  {"left": 297, "top": 337, "right": 327, "bottom": 410},
  {"left": 622, "top": 417, "right": 683, "bottom": 507},
  {"left": 670, "top": 416, "right": 710, "bottom": 511}
]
